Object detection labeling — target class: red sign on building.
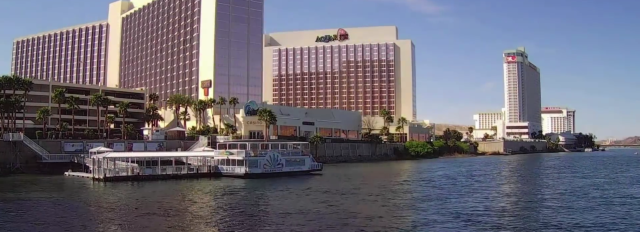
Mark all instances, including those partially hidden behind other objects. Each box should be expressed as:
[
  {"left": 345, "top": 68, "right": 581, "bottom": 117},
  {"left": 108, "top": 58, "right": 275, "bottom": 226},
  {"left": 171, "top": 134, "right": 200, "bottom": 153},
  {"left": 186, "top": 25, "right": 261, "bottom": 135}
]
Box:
[{"left": 505, "top": 56, "right": 517, "bottom": 63}]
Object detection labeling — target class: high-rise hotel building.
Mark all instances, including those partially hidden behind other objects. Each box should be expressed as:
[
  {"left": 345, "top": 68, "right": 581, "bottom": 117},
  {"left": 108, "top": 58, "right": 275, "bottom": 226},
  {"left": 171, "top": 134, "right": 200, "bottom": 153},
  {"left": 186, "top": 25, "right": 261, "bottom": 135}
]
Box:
[
  {"left": 11, "top": 0, "right": 264, "bottom": 107},
  {"left": 541, "top": 107, "right": 576, "bottom": 134},
  {"left": 503, "top": 47, "right": 542, "bottom": 138},
  {"left": 262, "top": 26, "right": 416, "bottom": 123}
]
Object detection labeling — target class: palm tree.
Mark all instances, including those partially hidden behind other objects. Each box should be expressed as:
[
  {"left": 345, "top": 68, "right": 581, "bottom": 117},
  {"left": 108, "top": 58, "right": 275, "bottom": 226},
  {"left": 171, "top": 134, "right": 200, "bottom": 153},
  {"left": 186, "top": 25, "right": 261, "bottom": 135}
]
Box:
[
  {"left": 52, "top": 88, "right": 67, "bottom": 132},
  {"left": 101, "top": 97, "right": 113, "bottom": 138},
  {"left": 228, "top": 97, "right": 239, "bottom": 128},
  {"left": 0, "top": 98, "right": 9, "bottom": 134},
  {"left": 148, "top": 93, "right": 159, "bottom": 104},
  {"left": 217, "top": 96, "right": 227, "bottom": 130},
  {"left": 206, "top": 98, "right": 217, "bottom": 129},
  {"left": 182, "top": 97, "right": 194, "bottom": 129},
  {"left": 395, "top": 116, "right": 408, "bottom": 142},
  {"left": 9, "top": 96, "right": 23, "bottom": 133},
  {"left": 116, "top": 101, "right": 131, "bottom": 139},
  {"left": 18, "top": 78, "right": 33, "bottom": 133},
  {"left": 193, "top": 99, "right": 208, "bottom": 129},
  {"left": 105, "top": 114, "right": 116, "bottom": 139},
  {"left": 380, "top": 109, "right": 394, "bottom": 128},
  {"left": 144, "top": 104, "right": 164, "bottom": 132},
  {"left": 309, "top": 134, "right": 324, "bottom": 157},
  {"left": 179, "top": 110, "right": 191, "bottom": 129},
  {"left": 167, "top": 94, "right": 188, "bottom": 128},
  {"left": 257, "top": 108, "right": 277, "bottom": 141},
  {"left": 66, "top": 95, "right": 80, "bottom": 136},
  {"left": 89, "top": 93, "right": 104, "bottom": 135},
  {"left": 36, "top": 107, "right": 52, "bottom": 136}
]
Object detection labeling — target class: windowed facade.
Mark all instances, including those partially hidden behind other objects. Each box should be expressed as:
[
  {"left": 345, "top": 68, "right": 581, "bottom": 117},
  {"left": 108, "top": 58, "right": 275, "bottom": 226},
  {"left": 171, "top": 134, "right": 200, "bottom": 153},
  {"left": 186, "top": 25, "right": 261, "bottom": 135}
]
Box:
[
  {"left": 270, "top": 43, "right": 396, "bottom": 117},
  {"left": 120, "top": 0, "right": 202, "bottom": 104},
  {"left": 12, "top": 21, "right": 109, "bottom": 86}
]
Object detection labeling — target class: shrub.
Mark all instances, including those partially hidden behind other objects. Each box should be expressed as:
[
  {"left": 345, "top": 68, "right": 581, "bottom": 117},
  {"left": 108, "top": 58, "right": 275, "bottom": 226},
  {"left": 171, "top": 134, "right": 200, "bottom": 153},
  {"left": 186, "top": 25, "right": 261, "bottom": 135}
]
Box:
[
  {"left": 404, "top": 141, "right": 434, "bottom": 157},
  {"left": 455, "top": 142, "right": 471, "bottom": 154}
]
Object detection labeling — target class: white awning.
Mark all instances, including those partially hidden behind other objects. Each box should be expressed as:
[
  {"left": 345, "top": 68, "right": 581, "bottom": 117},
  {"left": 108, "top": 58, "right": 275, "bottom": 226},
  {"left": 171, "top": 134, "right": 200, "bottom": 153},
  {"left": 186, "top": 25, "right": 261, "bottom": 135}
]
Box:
[{"left": 89, "top": 146, "right": 113, "bottom": 153}]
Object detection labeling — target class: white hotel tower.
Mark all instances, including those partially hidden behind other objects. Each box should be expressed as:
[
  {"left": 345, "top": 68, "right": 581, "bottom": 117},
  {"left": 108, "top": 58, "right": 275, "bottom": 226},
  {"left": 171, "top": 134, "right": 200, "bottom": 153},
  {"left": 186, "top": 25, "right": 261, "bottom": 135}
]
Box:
[{"left": 502, "top": 47, "right": 542, "bottom": 138}]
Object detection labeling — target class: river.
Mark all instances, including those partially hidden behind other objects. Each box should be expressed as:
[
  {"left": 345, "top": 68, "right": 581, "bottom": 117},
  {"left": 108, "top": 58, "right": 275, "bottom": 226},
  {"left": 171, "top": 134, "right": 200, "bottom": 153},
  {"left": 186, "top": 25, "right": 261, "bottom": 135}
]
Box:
[{"left": 1, "top": 149, "right": 640, "bottom": 231}]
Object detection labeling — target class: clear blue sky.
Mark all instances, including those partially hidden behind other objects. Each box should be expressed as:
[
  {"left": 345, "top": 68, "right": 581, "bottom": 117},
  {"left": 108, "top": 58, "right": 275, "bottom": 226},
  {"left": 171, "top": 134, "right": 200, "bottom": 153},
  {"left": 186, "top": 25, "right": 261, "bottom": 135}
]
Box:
[{"left": 1, "top": 0, "right": 638, "bottom": 139}]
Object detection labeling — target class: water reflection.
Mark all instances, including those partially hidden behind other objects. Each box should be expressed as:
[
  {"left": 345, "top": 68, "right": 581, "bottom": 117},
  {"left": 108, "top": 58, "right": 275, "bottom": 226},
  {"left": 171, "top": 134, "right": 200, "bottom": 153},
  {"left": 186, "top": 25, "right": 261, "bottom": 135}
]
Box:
[{"left": 495, "top": 154, "right": 545, "bottom": 230}]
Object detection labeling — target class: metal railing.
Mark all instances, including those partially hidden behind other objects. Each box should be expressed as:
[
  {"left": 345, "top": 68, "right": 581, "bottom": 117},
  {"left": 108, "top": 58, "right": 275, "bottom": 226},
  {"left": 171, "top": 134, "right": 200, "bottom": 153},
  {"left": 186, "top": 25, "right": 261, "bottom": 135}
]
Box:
[
  {"left": 42, "top": 154, "right": 76, "bottom": 162},
  {"left": 3, "top": 133, "right": 24, "bottom": 141},
  {"left": 311, "top": 163, "right": 323, "bottom": 170},
  {"left": 22, "top": 135, "right": 51, "bottom": 160},
  {"left": 93, "top": 165, "right": 211, "bottom": 178}
]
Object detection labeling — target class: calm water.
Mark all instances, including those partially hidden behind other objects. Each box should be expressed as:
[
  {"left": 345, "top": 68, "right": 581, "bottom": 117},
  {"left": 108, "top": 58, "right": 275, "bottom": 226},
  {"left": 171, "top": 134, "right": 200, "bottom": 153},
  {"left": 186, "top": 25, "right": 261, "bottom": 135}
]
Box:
[{"left": 2, "top": 149, "right": 640, "bottom": 231}]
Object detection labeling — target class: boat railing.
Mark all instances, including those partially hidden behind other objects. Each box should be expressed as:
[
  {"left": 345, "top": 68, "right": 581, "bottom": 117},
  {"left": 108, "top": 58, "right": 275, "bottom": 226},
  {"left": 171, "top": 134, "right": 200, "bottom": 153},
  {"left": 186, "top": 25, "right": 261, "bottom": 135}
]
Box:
[
  {"left": 93, "top": 165, "right": 212, "bottom": 178},
  {"left": 310, "top": 163, "right": 323, "bottom": 170},
  {"left": 213, "top": 149, "right": 307, "bottom": 157}
]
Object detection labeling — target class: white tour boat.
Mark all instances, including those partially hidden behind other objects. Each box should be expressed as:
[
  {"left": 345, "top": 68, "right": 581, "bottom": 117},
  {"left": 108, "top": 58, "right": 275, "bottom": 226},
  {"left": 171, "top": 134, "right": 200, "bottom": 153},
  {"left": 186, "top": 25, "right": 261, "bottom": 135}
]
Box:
[{"left": 211, "top": 141, "right": 323, "bottom": 178}]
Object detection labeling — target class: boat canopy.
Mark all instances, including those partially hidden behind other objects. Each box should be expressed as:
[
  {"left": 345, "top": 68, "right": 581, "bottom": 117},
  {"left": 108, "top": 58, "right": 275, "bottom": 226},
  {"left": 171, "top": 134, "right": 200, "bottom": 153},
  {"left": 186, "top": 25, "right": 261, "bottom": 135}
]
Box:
[{"left": 98, "top": 151, "right": 217, "bottom": 158}]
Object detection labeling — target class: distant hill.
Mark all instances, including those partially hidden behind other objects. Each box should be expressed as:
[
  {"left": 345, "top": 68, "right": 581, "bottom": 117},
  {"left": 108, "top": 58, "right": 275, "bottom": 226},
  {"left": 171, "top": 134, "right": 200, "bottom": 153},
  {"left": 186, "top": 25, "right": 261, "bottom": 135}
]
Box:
[
  {"left": 434, "top": 124, "right": 473, "bottom": 135},
  {"left": 602, "top": 136, "right": 640, "bottom": 145}
]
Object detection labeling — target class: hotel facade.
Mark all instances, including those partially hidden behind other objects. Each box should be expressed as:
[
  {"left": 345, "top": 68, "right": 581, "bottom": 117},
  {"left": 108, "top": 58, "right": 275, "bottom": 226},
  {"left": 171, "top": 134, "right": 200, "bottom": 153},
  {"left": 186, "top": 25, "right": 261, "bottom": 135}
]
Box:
[
  {"left": 262, "top": 26, "right": 417, "bottom": 128},
  {"left": 541, "top": 107, "right": 576, "bottom": 134},
  {"left": 503, "top": 47, "right": 542, "bottom": 138},
  {"left": 11, "top": 0, "right": 264, "bottom": 108},
  {"left": 18, "top": 79, "right": 146, "bottom": 137}
]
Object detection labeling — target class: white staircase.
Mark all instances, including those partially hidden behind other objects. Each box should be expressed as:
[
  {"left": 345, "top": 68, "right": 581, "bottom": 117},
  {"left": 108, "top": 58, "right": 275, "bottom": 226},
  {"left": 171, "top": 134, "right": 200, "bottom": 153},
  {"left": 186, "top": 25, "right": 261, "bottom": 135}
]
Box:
[
  {"left": 8, "top": 134, "right": 52, "bottom": 161},
  {"left": 182, "top": 136, "right": 210, "bottom": 165},
  {"left": 187, "top": 136, "right": 209, "bottom": 151}
]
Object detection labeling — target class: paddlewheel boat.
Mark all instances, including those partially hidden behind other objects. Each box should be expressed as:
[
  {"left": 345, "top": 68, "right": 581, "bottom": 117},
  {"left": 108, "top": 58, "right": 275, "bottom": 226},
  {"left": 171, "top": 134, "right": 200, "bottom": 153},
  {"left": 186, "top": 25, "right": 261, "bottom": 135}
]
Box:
[{"left": 211, "top": 141, "right": 323, "bottom": 178}]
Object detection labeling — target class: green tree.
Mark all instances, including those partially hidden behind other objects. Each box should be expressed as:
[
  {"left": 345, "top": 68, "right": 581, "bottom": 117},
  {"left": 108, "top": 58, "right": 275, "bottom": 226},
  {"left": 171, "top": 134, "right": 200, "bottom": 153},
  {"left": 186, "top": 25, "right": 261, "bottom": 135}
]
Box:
[
  {"left": 36, "top": 107, "right": 52, "bottom": 137},
  {"left": 228, "top": 97, "right": 239, "bottom": 128},
  {"left": 206, "top": 98, "right": 217, "bottom": 129},
  {"left": 105, "top": 114, "right": 115, "bottom": 139},
  {"left": 379, "top": 109, "right": 394, "bottom": 128},
  {"left": 148, "top": 93, "right": 160, "bottom": 104},
  {"left": 52, "top": 88, "right": 67, "bottom": 132},
  {"left": 179, "top": 110, "right": 191, "bottom": 129},
  {"left": 17, "top": 78, "right": 33, "bottom": 133},
  {"left": 66, "top": 95, "right": 80, "bottom": 136},
  {"left": 167, "top": 94, "right": 189, "bottom": 128},
  {"left": 217, "top": 96, "right": 227, "bottom": 131},
  {"left": 100, "top": 97, "right": 113, "bottom": 138},
  {"left": 380, "top": 126, "right": 390, "bottom": 136},
  {"left": 257, "top": 108, "right": 277, "bottom": 141},
  {"left": 116, "top": 101, "right": 131, "bottom": 139},
  {"left": 89, "top": 93, "right": 104, "bottom": 135},
  {"left": 404, "top": 141, "right": 434, "bottom": 157},
  {"left": 193, "top": 99, "right": 208, "bottom": 129},
  {"left": 309, "top": 134, "right": 324, "bottom": 157},
  {"left": 395, "top": 116, "right": 408, "bottom": 142}
]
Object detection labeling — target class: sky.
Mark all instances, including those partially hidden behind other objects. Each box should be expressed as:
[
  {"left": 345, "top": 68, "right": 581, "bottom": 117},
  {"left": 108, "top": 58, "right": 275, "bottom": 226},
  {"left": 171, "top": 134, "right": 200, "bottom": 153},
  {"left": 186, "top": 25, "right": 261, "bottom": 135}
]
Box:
[{"left": 1, "top": 0, "right": 639, "bottom": 139}]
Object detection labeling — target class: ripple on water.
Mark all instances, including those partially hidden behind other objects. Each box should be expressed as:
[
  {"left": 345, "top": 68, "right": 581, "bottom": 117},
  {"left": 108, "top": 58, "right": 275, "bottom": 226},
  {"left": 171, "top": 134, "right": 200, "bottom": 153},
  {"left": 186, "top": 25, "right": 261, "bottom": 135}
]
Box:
[{"left": 2, "top": 150, "right": 640, "bottom": 231}]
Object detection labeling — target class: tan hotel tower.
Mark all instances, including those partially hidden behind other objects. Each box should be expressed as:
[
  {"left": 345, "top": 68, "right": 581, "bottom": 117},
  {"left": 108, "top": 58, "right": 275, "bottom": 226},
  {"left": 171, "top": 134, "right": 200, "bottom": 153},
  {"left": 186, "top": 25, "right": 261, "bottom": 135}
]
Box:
[{"left": 263, "top": 26, "right": 417, "bottom": 127}]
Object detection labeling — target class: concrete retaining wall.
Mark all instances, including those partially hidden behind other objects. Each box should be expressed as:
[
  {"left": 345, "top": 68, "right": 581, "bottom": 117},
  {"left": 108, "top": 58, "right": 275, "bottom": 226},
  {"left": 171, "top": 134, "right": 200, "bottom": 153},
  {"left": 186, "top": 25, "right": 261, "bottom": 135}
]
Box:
[
  {"left": 312, "top": 143, "right": 403, "bottom": 163},
  {"left": 477, "top": 140, "right": 547, "bottom": 153}
]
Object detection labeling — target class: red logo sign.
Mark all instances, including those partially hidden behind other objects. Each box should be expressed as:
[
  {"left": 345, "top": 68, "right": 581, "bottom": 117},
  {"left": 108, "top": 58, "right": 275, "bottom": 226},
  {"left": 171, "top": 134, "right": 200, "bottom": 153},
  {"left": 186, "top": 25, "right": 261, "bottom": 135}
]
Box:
[
  {"left": 337, "top": 28, "right": 349, "bottom": 41},
  {"left": 505, "top": 56, "right": 517, "bottom": 63}
]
